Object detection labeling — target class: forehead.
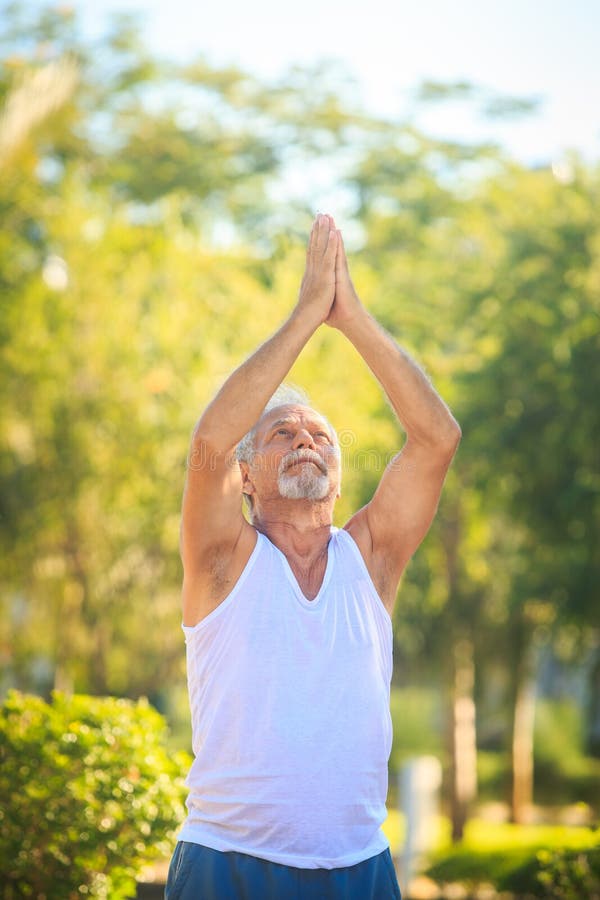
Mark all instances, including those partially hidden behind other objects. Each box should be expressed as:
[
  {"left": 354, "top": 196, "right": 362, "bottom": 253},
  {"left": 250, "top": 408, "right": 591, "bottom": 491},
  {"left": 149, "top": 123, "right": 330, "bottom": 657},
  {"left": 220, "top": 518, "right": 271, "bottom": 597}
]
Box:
[{"left": 257, "top": 404, "right": 331, "bottom": 436}]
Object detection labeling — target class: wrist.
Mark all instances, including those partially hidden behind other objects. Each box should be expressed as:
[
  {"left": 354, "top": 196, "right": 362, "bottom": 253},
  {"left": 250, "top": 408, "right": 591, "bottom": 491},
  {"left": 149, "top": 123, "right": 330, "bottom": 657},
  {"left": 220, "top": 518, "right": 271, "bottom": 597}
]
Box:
[
  {"left": 288, "top": 303, "right": 325, "bottom": 337},
  {"left": 332, "top": 303, "right": 372, "bottom": 338}
]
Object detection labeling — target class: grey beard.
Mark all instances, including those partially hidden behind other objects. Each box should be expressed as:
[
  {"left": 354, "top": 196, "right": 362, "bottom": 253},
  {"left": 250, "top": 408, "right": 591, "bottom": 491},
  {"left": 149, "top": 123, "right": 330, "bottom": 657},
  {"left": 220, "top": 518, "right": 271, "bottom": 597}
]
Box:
[{"left": 278, "top": 464, "right": 330, "bottom": 500}]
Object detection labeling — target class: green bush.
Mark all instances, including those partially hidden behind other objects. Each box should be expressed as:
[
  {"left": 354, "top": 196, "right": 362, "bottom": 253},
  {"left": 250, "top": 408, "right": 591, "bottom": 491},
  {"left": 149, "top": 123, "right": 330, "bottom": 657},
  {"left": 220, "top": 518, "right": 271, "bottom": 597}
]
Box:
[
  {"left": 425, "top": 821, "right": 600, "bottom": 900},
  {"left": 502, "top": 845, "right": 600, "bottom": 899},
  {"left": 0, "top": 690, "right": 190, "bottom": 899}
]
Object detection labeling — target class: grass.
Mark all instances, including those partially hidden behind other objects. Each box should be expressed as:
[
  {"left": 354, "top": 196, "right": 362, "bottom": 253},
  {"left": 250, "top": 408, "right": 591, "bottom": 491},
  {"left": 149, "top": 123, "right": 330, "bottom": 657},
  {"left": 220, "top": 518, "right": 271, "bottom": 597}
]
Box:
[
  {"left": 458, "top": 820, "right": 600, "bottom": 851},
  {"left": 382, "top": 812, "right": 600, "bottom": 859}
]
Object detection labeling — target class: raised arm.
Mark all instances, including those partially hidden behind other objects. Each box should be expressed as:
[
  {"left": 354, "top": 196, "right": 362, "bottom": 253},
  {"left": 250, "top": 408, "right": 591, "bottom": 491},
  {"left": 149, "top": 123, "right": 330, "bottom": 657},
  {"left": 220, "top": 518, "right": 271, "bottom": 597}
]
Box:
[
  {"left": 180, "top": 216, "right": 338, "bottom": 623},
  {"left": 327, "top": 225, "right": 461, "bottom": 614}
]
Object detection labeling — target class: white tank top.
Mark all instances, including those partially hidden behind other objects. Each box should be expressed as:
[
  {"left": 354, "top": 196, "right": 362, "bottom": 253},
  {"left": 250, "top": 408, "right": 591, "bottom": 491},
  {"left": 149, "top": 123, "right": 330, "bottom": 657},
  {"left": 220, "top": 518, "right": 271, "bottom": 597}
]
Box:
[{"left": 178, "top": 526, "right": 393, "bottom": 869}]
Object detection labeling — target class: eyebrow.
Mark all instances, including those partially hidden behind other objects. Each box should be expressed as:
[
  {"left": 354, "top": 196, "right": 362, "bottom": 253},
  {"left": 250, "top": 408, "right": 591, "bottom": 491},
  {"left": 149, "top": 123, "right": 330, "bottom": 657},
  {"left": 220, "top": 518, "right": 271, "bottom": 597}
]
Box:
[{"left": 266, "top": 418, "right": 332, "bottom": 436}]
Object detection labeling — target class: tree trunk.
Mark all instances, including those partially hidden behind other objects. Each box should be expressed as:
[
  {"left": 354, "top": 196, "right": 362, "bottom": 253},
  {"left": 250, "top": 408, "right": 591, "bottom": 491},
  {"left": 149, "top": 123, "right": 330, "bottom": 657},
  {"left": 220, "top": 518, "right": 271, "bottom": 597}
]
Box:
[
  {"left": 53, "top": 577, "right": 83, "bottom": 695},
  {"left": 449, "top": 636, "right": 478, "bottom": 842},
  {"left": 441, "top": 507, "right": 478, "bottom": 843},
  {"left": 510, "top": 635, "right": 538, "bottom": 824}
]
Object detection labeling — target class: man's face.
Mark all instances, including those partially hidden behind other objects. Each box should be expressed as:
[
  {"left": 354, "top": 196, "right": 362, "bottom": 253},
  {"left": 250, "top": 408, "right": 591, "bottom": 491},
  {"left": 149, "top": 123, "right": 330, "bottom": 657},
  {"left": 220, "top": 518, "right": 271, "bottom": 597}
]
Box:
[{"left": 242, "top": 404, "right": 340, "bottom": 506}]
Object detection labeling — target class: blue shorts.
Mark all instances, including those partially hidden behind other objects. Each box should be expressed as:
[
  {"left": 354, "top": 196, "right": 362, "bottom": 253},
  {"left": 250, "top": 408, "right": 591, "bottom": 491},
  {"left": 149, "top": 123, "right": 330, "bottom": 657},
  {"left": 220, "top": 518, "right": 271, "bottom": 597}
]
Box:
[{"left": 164, "top": 841, "right": 402, "bottom": 899}]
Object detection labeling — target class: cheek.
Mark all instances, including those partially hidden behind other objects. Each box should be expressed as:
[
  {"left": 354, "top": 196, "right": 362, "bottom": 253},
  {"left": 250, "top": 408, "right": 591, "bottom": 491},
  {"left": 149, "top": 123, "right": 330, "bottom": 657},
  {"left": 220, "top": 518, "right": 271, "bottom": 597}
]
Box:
[
  {"left": 253, "top": 451, "right": 285, "bottom": 479},
  {"left": 325, "top": 448, "right": 341, "bottom": 469}
]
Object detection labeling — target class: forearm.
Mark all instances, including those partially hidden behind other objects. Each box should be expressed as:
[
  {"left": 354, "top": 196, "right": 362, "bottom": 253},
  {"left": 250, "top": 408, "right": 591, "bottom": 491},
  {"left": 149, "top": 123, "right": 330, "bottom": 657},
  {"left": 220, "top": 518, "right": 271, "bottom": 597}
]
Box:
[
  {"left": 192, "top": 215, "right": 338, "bottom": 453},
  {"left": 194, "top": 308, "right": 319, "bottom": 452},
  {"left": 340, "top": 308, "right": 460, "bottom": 447}
]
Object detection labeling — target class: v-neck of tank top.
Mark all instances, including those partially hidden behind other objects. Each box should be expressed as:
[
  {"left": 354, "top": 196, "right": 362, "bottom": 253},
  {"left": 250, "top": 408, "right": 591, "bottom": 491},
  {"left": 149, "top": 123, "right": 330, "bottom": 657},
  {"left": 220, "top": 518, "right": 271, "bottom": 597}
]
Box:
[{"left": 267, "top": 528, "right": 336, "bottom": 609}]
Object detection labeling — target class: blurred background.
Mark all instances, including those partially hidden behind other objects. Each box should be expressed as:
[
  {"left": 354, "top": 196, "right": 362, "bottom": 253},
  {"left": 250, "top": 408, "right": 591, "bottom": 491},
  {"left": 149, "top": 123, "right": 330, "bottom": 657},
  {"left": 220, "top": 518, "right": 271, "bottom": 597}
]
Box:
[{"left": 1, "top": 1, "right": 599, "bottom": 896}]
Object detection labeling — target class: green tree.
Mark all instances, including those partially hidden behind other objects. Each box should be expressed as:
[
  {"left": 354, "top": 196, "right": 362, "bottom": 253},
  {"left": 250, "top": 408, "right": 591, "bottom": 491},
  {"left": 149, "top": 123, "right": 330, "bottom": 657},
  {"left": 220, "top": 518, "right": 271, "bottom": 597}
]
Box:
[{"left": 1, "top": 0, "right": 599, "bottom": 849}]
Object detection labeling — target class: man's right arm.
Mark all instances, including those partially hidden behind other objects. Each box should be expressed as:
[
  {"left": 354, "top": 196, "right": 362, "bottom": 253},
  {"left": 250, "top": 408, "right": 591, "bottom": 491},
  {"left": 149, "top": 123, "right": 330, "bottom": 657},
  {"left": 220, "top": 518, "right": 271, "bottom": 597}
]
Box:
[
  {"left": 180, "top": 307, "right": 322, "bottom": 572},
  {"left": 180, "top": 216, "right": 338, "bottom": 621}
]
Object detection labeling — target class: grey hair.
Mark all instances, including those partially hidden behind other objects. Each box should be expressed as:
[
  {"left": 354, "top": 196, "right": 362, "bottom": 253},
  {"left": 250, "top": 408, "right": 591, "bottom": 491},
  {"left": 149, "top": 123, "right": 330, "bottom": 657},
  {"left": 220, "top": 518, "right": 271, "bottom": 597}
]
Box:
[{"left": 235, "top": 384, "right": 311, "bottom": 464}]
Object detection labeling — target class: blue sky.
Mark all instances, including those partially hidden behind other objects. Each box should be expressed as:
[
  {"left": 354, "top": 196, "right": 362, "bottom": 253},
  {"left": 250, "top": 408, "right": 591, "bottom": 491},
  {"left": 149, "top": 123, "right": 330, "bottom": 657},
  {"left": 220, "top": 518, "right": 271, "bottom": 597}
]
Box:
[{"left": 73, "top": 0, "right": 597, "bottom": 166}]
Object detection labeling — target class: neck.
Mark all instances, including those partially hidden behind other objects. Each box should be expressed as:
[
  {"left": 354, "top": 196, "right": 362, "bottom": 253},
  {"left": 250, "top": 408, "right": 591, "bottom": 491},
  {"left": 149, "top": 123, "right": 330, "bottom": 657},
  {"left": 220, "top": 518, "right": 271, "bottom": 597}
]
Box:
[{"left": 253, "top": 499, "right": 333, "bottom": 563}]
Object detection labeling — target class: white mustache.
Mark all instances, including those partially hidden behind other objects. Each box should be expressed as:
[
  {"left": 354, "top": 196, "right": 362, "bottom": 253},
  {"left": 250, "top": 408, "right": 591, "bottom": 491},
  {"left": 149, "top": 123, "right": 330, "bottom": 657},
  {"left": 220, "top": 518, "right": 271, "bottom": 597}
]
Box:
[{"left": 280, "top": 450, "right": 328, "bottom": 476}]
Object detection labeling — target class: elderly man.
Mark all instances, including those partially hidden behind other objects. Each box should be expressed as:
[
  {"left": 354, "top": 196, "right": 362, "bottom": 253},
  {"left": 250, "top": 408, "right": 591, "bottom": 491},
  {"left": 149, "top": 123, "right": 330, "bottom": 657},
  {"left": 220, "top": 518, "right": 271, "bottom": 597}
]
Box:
[{"left": 166, "top": 214, "right": 460, "bottom": 899}]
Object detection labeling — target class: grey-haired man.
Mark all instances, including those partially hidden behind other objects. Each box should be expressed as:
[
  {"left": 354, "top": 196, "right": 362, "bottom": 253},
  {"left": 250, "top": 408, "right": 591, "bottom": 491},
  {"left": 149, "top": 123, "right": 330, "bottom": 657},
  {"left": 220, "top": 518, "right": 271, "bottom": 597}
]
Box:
[{"left": 166, "top": 214, "right": 460, "bottom": 899}]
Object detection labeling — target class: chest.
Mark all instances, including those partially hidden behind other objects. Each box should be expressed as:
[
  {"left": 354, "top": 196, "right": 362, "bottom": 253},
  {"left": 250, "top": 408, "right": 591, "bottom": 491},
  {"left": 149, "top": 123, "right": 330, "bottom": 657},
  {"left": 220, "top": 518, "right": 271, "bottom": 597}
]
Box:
[{"left": 286, "top": 555, "right": 328, "bottom": 602}]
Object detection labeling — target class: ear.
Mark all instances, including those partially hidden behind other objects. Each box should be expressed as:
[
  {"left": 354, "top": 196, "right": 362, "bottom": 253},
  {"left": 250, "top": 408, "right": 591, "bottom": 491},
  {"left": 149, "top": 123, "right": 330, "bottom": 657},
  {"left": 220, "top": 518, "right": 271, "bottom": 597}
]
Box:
[
  {"left": 334, "top": 466, "right": 342, "bottom": 500},
  {"left": 239, "top": 461, "right": 256, "bottom": 498}
]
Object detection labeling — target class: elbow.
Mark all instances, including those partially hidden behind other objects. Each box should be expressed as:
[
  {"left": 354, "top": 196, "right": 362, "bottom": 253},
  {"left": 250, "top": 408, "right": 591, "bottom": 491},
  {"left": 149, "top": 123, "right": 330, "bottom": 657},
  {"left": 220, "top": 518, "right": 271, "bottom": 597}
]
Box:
[
  {"left": 188, "top": 426, "right": 233, "bottom": 471},
  {"left": 427, "top": 416, "right": 461, "bottom": 457},
  {"left": 441, "top": 417, "right": 462, "bottom": 455},
  {"left": 191, "top": 410, "right": 245, "bottom": 458},
  {"left": 191, "top": 421, "right": 214, "bottom": 448},
  {"left": 445, "top": 418, "right": 462, "bottom": 459},
  {"left": 189, "top": 423, "right": 213, "bottom": 457},
  {"left": 448, "top": 416, "right": 462, "bottom": 444},
  {"left": 191, "top": 418, "right": 230, "bottom": 453},
  {"left": 408, "top": 417, "right": 461, "bottom": 459}
]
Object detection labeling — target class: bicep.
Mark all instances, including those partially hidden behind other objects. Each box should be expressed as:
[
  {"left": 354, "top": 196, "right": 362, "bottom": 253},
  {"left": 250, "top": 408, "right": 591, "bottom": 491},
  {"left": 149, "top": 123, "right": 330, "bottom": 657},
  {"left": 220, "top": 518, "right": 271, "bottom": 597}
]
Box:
[
  {"left": 180, "top": 435, "right": 247, "bottom": 573},
  {"left": 365, "top": 436, "right": 459, "bottom": 578}
]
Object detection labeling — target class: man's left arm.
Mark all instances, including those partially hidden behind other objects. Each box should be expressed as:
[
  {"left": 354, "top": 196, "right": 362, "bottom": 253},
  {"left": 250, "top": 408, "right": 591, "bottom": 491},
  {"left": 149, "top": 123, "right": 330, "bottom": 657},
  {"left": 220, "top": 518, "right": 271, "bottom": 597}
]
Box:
[{"left": 328, "top": 228, "right": 461, "bottom": 613}]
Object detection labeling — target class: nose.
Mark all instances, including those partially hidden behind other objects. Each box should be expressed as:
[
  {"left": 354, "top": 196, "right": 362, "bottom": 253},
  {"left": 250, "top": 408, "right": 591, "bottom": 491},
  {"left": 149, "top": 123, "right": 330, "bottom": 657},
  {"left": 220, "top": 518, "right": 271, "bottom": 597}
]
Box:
[{"left": 292, "top": 428, "right": 316, "bottom": 450}]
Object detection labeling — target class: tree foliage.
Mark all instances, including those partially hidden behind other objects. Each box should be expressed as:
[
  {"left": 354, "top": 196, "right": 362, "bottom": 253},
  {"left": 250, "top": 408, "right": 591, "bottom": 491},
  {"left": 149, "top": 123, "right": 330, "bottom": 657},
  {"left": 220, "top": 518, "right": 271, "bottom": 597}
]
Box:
[{"left": 0, "top": 1, "right": 598, "bottom": 831}]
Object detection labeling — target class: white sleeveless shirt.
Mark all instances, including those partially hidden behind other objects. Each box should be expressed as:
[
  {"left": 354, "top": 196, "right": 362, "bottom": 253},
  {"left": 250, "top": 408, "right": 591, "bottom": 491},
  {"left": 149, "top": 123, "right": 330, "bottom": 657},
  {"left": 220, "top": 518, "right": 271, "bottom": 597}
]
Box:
[{"left": 178, "top": 526, "right": 394, "bottom": 869}]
